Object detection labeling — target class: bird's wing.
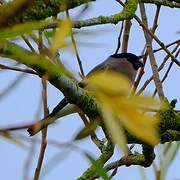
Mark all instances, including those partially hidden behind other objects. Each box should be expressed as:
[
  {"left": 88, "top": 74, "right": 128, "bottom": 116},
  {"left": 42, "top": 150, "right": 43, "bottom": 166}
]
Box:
[
  {"left": 49, "top": 98, "right": 68, "bottom": 117},
  {"left": 104, "top": 58, "right": 137, "bottom": 83},
  {"left": 86, "top": 62, "right": 106, "bottom": 76}
]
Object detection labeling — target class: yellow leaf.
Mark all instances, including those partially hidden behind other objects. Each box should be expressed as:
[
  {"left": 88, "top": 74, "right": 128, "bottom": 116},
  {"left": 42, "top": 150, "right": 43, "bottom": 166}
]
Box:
[
  {"left": 128, "top": 95, "right": 160, "bottom": 109},
  {"left": 87, "top": 71, "right": 160, "bottom": 146},
  {"left": 102, "top": 104, "right": 128, "bottom": 155},
  {"left": 117, "top": 108, "right": 159, "bottom": 145},
  {"left": 0, "top": 20, "right": 50, "bottom": 40},
  {"left": 101, "top": 93, "right": 159, "bottom": 145},
  {"left": 50, "top": 20, "right": 72, "bottom": 54},
  {"left": 86, "top": 71, "right": 131, "bottom": 96}
]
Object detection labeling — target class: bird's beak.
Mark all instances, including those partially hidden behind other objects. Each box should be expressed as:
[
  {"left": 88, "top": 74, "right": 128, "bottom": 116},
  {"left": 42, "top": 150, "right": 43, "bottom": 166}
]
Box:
[
  {"left": 134, "top": 60, "right": 144, "bottom": 70},
  {"left": 138, "top": 55, "right": 144, "bottom": 59},
  {"left": 138, "top": 60, "right": 144, "bottom": 67}
]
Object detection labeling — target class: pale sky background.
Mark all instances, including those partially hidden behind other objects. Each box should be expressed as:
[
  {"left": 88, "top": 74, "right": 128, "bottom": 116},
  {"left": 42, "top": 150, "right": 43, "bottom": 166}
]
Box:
[{"left": 0, "top": 0, "right": 180, "bottom": 179}]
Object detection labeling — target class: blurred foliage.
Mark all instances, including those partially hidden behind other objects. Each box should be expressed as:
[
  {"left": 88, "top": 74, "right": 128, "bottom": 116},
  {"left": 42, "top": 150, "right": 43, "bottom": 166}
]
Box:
[
  {"left": 0, "top": 20, "right": 50, "bottom": 40},
  {"left": 160, "top": 142, "right": 180, "bottom": 180},
  {"left": 0, "top": 131, "right": 27, "bottom": 148},
  {"left": 86, "top": 71, "right": 161, "bottom": 149},
  {"left": 0, "top": 0, "right": 93, "bottom": 25},
  {"left": 0, "top": 0, "right": 179, "bottom": 180},
  {"left": 84, "top": 153, "right": 110, "bottom": 180},
  {"left": 50, "top": 20, "right": 72, "bottom": 54}
]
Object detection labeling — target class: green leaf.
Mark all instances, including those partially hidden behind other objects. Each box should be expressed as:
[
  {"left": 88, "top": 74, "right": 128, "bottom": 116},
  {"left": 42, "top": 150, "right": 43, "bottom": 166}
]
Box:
[
  {"left": 160, "top": 142, "right": 180, "bottom": 180},
  {"left": 0, "top": 131, "right": 27, "bottom": 149},
  {"left": 85, "top": 153, "right": 110, "bottom": 180},
  {"left": 0, "top": 41, "right": 74, "bottom": 79},
  {"left": 44, "top": 30, "right": 55, "bottom": 39},
  {"left": 138, "top": 166, "right": 147, "bottom": 180},
  {"left": 74, "top": 120, "right": 99, "bottom": 140},
  {"left": 50, "top": 20, "right": 72, "bottom": 54},
  {"left": 0, "top": 20, "right": 50, "bottom": 40},
  {"left": 43, "top": 30, "right": 55, "bottom": 45}
]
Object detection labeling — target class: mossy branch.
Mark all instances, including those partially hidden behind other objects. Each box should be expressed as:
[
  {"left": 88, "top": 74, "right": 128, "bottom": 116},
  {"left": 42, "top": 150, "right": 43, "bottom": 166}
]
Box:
[
  {"left": 1, "top": 0, "right": 179, "bottom": 27},
  {"left": 44, "top": 0, "right": 138, "bottom": 29},
  {"left": 0, "top": 41, "right": 101, "bottom": 121},
  {"left": 1, "top": 0, "right": 138, "bottom": 27},
  {"left": 0, "top": 0, "right": 95, "bottom": 25},
  {"left": 141, "top": 0, "right": 180, "bottom": 8},
  {"left": 78, "top": 144, "right": 155, "bottom": 179},
  {"left": 0, "top": 42, "right": 180, "bottom": 180},
  {"left": 78, "top": 142, "right": 114, "bottom": 180},
  {"left": 0, "top": 42, "right": 180, "bottom": 141}
]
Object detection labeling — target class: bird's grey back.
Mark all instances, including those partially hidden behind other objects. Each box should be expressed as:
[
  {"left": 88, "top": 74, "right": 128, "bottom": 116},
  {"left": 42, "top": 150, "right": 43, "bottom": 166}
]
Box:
[
  {"left": 49, "top": 54, "right": 139, "bottom": 118},
  {"left": 87, "top": 56, "right": 137, "bottom": 83}
]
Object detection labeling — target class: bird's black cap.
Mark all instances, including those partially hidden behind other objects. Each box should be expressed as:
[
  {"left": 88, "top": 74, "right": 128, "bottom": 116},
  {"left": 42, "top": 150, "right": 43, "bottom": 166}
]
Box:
[
  {"left": 111, "top": 52, "right": 139, "bottom": 59},
  {"left": 111, "top": 53, "right": 144, "bottom": 70}
]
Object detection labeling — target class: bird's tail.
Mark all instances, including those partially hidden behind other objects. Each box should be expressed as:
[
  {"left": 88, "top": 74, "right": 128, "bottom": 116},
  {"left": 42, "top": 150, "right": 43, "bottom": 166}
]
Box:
[
  {"left": 27, "top": 115, "right": 58, "bottom": 136},
  {"left": 27, "top": 100, "right": 80, "bottom": 136}
]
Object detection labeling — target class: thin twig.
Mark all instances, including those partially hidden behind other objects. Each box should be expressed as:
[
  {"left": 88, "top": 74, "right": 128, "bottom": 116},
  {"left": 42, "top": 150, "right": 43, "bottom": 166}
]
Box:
[
  {"left": 114, "top": 21, "right": 124, "bottom": 54},
  {"left": 0, "top": 121, "right": 41, "bottom": 132},
  {"left": 153, "top": 39, "right": 180, "bottom": 53},
  {"left": 30, "top": 34, "right": 63, "bottom": 66},
  {"left": 23, "top": 90, "right": 44, "bottom": 180},
  {"left": 121, "top": 20, "right": 132, "bottom": 53},
  {"left": 78, "top": 113, "right": 103, "bottom": 150},
  {"left": 116, "top": 0, "right": 180, "bottom": 67},
  {"left": 139, "top": 39, "right": 180, "bottom": 59},
  {"left": 0, "top": 64, "right": 37, "bottom": 75},
  {"left": 66, "top": 10, "right": 85, "bottom": 77},
  {"left": 34, "top": 75, "right": 49, "bottom": 180},
  {"left": 0, "top": 73, "right": 26, "bottom": 101},
  {"left": 22, "top": 35, "right": 36, "bottom": 53},
  {"left": 34, "top": 32, "right": 49, "bottom": 180},
  {"left": 153, "top": 61, "right": 174, "bottom": 97},
  {"left": 139, "top": 3, "right": 164, "bottom": 99},
  {"left": 23, "top": 137, "right": 36, "bottom": 180},
  {"left": 137, "top": 43, "right": 179, "bottom": 95},
  {"left": 153, "top": 48, "right": 180, "bottom": 97},
  {"left": 134, "top": 15, "right": 180, "bottom": 67},
  {"left": 133, "top": 5, "right": 161, "bottom": 92}
]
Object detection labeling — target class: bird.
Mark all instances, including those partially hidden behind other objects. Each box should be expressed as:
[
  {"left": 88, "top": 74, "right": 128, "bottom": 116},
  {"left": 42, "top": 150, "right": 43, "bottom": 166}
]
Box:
[{"left": 27, "top": 52, "right": 144, "bottom": 136}]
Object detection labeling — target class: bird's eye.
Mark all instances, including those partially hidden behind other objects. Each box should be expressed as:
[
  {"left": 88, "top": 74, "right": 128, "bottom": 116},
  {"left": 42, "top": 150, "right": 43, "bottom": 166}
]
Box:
[{"left": 134, "top": 60, "right": 144, "bottom": 70}]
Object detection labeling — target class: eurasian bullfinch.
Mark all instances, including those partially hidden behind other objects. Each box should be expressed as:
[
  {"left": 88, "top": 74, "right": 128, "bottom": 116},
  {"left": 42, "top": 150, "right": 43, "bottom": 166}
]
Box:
[{"left": 28, "top": 53, "right": 144, "bottom": 135}]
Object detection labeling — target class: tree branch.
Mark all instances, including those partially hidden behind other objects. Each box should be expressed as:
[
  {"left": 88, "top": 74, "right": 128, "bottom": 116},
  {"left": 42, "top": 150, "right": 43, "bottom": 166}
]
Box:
[
  {"left": 141, "top": 0, "right": 180, "bottom": 8},
  {"left": 78, "top": 141, "right": 114, "bottom": 180},
  {"left": 139, "top": 3, "right": 164, "bottom": 99},
  {"left": 2, "top": 0, "right": 179, "bottom": 27}
]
